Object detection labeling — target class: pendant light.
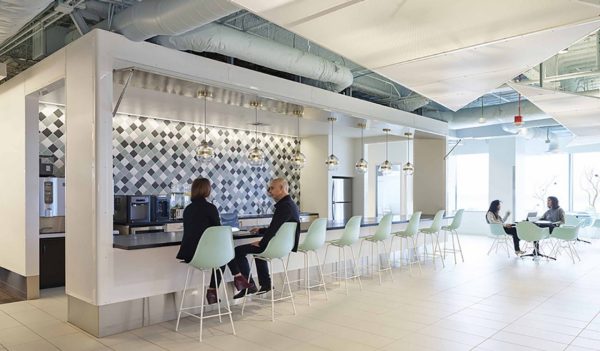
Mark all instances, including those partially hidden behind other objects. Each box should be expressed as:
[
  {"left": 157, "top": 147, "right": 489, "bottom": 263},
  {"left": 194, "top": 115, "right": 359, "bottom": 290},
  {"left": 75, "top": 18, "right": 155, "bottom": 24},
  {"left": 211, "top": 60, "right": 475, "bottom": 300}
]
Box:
[
  {"left": 290, "top": 110, "right": 306, "bottom": 170},
  {"left": 514, "top": 93, "right": 523, "bottom": 127},
  {"left": 325, "top": 117, "right": 339, "bottom": 171},
  {"left": 379, "top": 128, "right": 392, "bottom": 175},
  {"left": 248, "top": 101, "right": 265, "bottom": 167},
  {"left": 403, "top": 132, "right": 414, "bottom": 175},
  {"left": 478, "top": 98, "right": 486, "bottom": 124},
  {"left": 355, "top": 123, "right": 368, "bottom": 174},
  {"left": 196, "top": 90, "right": 215, "bottom": 161}
]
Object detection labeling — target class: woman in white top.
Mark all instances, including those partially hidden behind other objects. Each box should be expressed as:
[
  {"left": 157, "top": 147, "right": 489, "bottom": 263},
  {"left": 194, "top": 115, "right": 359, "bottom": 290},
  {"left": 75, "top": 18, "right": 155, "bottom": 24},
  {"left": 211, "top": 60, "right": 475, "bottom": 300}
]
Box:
[{"left": 486, "top": 200, "right": 524, "bottom": 255}]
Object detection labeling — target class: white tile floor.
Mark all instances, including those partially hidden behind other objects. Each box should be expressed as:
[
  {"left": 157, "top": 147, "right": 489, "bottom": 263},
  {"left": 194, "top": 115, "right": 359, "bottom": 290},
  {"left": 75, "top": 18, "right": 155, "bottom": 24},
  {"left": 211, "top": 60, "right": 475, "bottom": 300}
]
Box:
[{"left": 1, "top": 235, "right": 600, "bottom": 351}]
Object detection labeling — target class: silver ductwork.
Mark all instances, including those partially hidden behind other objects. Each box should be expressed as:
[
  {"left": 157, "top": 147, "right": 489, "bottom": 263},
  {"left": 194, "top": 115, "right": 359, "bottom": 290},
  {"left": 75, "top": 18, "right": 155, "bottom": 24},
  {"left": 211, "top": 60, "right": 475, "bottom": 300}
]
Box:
[
  {"left": 111, "top": 0, "right": 239, "bottom": 42},
  {"left": 0, "top": 0, "right": 53, "bottom": 46},
  {"left": 154, "top": 23, "right": 354, "bottom": 92}
]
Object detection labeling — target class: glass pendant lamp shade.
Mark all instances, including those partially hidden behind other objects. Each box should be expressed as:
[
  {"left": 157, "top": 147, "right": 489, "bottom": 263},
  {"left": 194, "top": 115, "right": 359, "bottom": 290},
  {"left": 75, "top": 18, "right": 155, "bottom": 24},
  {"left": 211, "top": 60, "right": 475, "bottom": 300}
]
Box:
[
  {"left": 196, "top": 90, "right": 214, "bottom": 162},
  {"left": 355, "top": 122, "right": 368, "bottom": 174},
  {"left": 326, "top": 154, "right": 340, "bottom": 171},
  {"left": 379, "top": 128, "right": 392, "bottom": 175},
  {"left": 355, "top": 158, "right": 368, "bottom": 174},
  {"left": 248, "top": 101, "right": 265, "bottom": 167},
  {"left": 291, "top": 110, "right": 307, "bottom": 170},
  {"left": 196, "top": 140, "right": 214, "bottom": 160},
  {"left": 248, "top": 146, "right": 265, "bottom": 166},
  {"left": 403, "top": 132, "right": 414, "bottom": 175},
  {"left": 291, "top": 150, "right": 306, "bottom": 170},
  {"left": 325, "top": 117, "right": 339, "bottom": 171}
]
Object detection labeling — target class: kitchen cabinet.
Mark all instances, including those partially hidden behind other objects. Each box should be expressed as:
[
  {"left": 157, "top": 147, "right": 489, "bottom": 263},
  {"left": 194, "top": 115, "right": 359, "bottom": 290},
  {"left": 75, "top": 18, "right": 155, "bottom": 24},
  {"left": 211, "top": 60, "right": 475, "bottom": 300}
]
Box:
[{"left": 39, "top": 237, "right": 65, "bottom": 289}]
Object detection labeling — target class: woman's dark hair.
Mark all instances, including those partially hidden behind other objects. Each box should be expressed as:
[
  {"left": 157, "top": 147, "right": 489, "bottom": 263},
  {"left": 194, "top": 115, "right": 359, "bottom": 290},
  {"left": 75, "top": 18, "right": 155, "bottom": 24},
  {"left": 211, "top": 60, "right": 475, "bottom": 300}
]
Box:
[
  {"left": 190, "top": 178, "right": 211, "bottom": 200},
  {"left": 487, "top": 200, "right": 501, "bottom": 220},
  {"left": 547, "top": 196, "right": 559, "bottom": 210}
]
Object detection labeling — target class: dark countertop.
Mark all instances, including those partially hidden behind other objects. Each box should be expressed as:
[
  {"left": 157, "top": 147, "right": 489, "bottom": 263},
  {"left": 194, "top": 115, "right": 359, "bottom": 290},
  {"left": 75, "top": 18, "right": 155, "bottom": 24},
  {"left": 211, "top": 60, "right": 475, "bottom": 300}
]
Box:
[
  {"left": 114, "top": 212, "right": 320, "bottom": 227},
  {"left": 113, "top": 214, "right": 443, "bottom": 250}
]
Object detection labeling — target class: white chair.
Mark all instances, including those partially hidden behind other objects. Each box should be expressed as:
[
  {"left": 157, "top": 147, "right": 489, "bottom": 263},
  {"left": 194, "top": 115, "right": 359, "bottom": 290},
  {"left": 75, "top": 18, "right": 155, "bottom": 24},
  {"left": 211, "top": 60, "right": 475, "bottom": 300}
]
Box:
[
  {"left": 441, "top": 209, "right": 465, "bottom": 264},
  {"left": 323, "top": 216, "right": 363, "bottom": 295},
  {"left": 390, "top": 211, "right": 422, "bottom": 274}
]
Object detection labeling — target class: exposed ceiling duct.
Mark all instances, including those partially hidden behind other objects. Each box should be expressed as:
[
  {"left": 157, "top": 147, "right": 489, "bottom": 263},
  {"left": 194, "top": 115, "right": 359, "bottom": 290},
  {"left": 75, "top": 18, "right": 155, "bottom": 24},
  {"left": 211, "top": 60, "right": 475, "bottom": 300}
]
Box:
[
  {"left": 154, "top": 23, "right": 354, "bottom": 92},
  {"left": 0, "top": 0, "right": 53, "bottom": 46},
  {"left": 111, "top": 0, "right": 239, "bottom": 41}
]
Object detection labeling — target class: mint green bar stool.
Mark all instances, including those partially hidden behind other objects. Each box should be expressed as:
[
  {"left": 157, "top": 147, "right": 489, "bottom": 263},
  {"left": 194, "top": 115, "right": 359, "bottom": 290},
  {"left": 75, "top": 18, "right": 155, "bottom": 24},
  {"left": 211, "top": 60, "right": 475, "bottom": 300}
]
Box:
[
  {"left": 242, "top": 222, "right": 297, "bottom": 322},
  {"left": 419, "top": 210, "right": 445, "bottom": 268},
  {"left": 323, "top": 216, "right": 363, "bottom": 295},
  {"left": 358, "top": 214, "right": 393, "bottom": 285},
  {"left": 294, "top": 218, "right": 329, "bottom": 305},
  {"left": 550, "top": 224, "right": 581, "bottom": 263},
  {"left": 441, "top": 209, "right": 465, "bottom": 264},
  {"left": 391, "top": 211, "right": 422, "bottom": 274},
  {"left": 488, "top": 223, "right": 511, "bottom": 258},
  {"left": 175, "top": 226, "right": 235, "bottom": 341}
]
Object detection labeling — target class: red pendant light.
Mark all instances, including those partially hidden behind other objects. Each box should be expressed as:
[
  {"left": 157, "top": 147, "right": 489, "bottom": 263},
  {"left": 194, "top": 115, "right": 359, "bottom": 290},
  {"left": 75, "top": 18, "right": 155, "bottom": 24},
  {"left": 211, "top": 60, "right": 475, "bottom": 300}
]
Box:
[{"left": 514, "top": 94, "right": 523, "bottom": 127}]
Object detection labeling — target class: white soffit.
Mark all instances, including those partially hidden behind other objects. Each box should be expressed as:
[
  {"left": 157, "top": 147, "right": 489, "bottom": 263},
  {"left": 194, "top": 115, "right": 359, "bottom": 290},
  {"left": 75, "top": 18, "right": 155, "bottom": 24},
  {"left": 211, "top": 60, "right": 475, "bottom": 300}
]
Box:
[
  {"left": 509, "top": 82, "right": 600, "bottom": 138},
  {"left": 230, "top": 0, "right": 600, "bottom": 111}
]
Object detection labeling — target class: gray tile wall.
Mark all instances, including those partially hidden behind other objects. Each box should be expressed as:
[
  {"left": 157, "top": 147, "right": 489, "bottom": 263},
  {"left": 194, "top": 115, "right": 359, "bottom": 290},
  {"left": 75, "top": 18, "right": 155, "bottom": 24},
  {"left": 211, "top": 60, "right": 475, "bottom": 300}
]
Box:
[{"left": 38, "top": 105, "right": 301, "bottom": 214}]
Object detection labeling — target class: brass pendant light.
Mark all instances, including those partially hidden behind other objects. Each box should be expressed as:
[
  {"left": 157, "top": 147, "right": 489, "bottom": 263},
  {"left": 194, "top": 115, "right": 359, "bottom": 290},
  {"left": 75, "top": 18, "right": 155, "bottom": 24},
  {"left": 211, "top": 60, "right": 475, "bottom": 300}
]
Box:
[
  {"left": 379, "top": 128, "right": 392, "bottom": 175},
  {"left": 355, "top": 123, "right": 368, "bottom": 174},
  {"left": 290, "top": 110, "right": 306, "bottom": 170},
  {"left": 196, "top": 90, "right": 214, "bottom": 161},
  {"left": 325, "top": 117, "right": 339, "bottom": 171},
  {"left": 403, "top": 132, "right": 414, "bottom": 175},
  {"left": 248, "top": 101, "right": 265, "bottom": 167}
]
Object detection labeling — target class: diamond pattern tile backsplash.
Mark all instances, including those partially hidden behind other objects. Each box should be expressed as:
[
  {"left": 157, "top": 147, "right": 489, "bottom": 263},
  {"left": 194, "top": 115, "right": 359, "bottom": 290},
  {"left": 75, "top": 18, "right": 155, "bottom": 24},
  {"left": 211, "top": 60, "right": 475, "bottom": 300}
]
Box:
[
  {"left": 39, "top": 104, "right": 66, "bottom": 176},
  {"left": 38, "top": 104, "right": 301, "bottom": 214}
]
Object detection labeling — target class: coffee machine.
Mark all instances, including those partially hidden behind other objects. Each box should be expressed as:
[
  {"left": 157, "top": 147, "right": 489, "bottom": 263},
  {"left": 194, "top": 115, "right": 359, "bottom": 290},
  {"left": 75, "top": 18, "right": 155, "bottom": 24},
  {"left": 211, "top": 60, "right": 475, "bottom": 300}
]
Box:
[{"left": 39, "top": 177, "right": 65, "bottom": 233}]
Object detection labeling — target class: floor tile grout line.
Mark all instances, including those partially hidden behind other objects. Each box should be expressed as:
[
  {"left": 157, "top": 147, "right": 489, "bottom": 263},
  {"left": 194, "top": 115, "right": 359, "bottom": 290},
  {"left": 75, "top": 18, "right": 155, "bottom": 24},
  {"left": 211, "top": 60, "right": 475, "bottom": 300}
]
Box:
[
  {"left": 563, "top": 307, "right": 600, "bottom": 350},
  {"left": 468, "top": 272, "right": 584, "bottom": 351}
]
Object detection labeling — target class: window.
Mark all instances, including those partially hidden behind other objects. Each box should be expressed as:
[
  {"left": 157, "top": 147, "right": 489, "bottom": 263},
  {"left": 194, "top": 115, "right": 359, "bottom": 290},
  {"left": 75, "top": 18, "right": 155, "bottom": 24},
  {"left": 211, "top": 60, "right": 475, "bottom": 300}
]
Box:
[
  {"left": 451, "top": 153, "right": 489, "bottom": 211},
  {"left": 516, "top": 153, "right": 569, "bottom": 219},
  {"left": 376, "top": 165, "right": 401, "bottom": 216},
  {"left": 572, "top": 152, "right": 600, "bottom": 212}
]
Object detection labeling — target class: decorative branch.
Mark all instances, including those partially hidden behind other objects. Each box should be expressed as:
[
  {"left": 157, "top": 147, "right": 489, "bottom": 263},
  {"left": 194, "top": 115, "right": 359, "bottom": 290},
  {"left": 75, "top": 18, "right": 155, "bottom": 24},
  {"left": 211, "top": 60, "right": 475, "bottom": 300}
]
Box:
[
  {"left": 532, "top": 176, "right": 557, "bottom": 208},
  {"left": 580, "top": 168, "right": 600, "bottom": 209}
]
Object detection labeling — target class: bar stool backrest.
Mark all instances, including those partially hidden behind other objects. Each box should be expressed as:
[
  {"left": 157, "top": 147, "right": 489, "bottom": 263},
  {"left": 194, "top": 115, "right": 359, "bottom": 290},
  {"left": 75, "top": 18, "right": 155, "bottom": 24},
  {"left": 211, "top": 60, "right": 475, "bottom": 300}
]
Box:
[
  {"left": 259, "top": 222, "right": 298, "bottom": 259},
  {"left": 428, "top": 210, "right": 445, "bottom": 232},
  {"left": 565, "top": 214, "right": 581, "bottom": 227},
  {"left": 404, "top": 211, "right": 422, "bottom": 237},
  {"left": 299, "top": 218, "right": 328, "bottom": 251},
  {"left": 189, "top": 226, "right": 234, "bottom": 270},
  {"left": 372, "top": 214, "right": 393, "bottom": 241},
  {"left": 337, "top": 216, "right": 363, "bottom": 246},
  {"left": 446, "top": 209, "right": 464, "bottom": 230}
]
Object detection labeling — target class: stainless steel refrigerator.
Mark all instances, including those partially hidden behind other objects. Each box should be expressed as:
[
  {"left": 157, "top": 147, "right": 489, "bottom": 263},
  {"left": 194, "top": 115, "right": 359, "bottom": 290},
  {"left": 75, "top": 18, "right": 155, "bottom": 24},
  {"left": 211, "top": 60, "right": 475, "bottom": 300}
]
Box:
[{"left": 331, "top": 177, "right": 353, "bottom": 222}]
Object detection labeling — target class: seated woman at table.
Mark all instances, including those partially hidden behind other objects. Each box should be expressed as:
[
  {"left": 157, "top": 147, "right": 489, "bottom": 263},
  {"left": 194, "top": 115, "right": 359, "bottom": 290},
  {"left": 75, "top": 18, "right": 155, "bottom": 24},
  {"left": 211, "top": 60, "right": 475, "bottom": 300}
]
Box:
[
  {"left": 176, "top": 177, "right": 225, "bottom": 305},
  {"left": 486, "top": 200, "right": 525, "bottom": 255},
  {"left": 539, "top": 196, "right": 565, "bottom": 225}
]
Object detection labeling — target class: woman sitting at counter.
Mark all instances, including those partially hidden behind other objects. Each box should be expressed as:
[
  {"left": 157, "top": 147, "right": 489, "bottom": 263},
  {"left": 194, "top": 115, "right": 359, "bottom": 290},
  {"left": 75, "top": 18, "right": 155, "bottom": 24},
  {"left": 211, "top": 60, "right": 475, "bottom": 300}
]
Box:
[{"left": 176, "top": 178, "right": 226, "bottom": 305}]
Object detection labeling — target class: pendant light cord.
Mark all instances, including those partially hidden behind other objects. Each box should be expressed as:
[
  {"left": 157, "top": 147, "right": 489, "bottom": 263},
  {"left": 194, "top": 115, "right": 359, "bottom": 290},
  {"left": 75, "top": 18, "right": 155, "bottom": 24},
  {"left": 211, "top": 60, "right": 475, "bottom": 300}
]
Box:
[
  {"left": 255, "top": 103, "right": 259, "bottom": 147},
  {"left": 330, "top": 119, "right": 334, "bottom": 155},
  {"left": 361, "top": 125, "right": 365, "bottom": 159},
  {"left": 518, "top": 94, "right": 521, "bottom": 115},
  {"left": 203, "top": 93, "right": 208, "bottom": 143},
  {"left": 385, "top": 130, "right": 389, "bottom": 160},
  {"left": 297, "top": 113, "right": 301, "bottom": 152}
]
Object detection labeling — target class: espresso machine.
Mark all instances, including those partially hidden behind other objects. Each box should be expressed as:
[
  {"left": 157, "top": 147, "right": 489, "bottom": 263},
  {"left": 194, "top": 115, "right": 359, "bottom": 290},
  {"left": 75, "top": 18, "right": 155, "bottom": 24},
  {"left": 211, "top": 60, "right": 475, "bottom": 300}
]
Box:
[{"left": 39, "top": 177, "right": 65, "bottom": 233}]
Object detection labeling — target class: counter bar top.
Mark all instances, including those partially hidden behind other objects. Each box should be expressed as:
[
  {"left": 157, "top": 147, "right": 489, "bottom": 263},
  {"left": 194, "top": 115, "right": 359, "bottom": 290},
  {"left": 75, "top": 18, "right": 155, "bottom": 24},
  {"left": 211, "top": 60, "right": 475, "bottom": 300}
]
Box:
[
  {"left": 114, "top": 212, "right": 320, "bottom": 227},
  {"left": 113, "top": 214, "right": 445, "bottom": 250}
]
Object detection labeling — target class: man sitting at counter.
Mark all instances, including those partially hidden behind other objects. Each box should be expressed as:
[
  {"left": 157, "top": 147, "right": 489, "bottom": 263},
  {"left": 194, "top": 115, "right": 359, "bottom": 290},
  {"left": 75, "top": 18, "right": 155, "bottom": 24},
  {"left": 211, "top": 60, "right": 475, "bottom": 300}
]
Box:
[{"left": 227, "top": 177, "right": 300, "bottom": 298}]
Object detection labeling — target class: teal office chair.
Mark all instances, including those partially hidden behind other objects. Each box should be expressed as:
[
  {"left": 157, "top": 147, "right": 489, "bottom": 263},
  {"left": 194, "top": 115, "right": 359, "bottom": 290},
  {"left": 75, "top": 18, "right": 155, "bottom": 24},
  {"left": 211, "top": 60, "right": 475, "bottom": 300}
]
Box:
[
  {"left": 391, "top": 211, "right": 422, "bottom": 274},
  {"left": 550, "top": 224, "right": 581, "bottom": 263},
  {"left": 322, "top": 216, "right": 363, "bottom": 295},
  {"left": 516, "top": 221, "right": 553, "bottom": 261},
  {"left": 242, "top": 222, "right": 297, "bottom": 321},
  {"left": 358, "top": 214, "right": 394, "bottom": 284},
  {"left": 175, "top": 226, "right": 235, "bottom": 341},
  {"left": 564, "top": 214, "right": 581, "bottom": 227},
  {"left": 290, "top": 218, "right": 329, "bottom": 305},
  {"left": 487, "top": 223, "right": 511, "bottom": 258},
  {"left": 441, "top": 209, "right": 465, "bottom": 264},
  {"left": 419, "top": 210, "right": 446, "bottom": 268}
]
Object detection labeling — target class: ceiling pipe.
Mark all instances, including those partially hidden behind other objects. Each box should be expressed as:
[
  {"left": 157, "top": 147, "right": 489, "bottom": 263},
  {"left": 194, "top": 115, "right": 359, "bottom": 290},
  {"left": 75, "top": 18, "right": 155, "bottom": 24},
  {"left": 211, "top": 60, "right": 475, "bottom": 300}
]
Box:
[
  {"left": 430, "top": 100, "right": 551, "bottom": 130},
  {"left": 154, "top": 23, "right": 354, "bottom": 92},
  {"left": 111, "top": 0, "right": 239, "bottom": 41}
]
